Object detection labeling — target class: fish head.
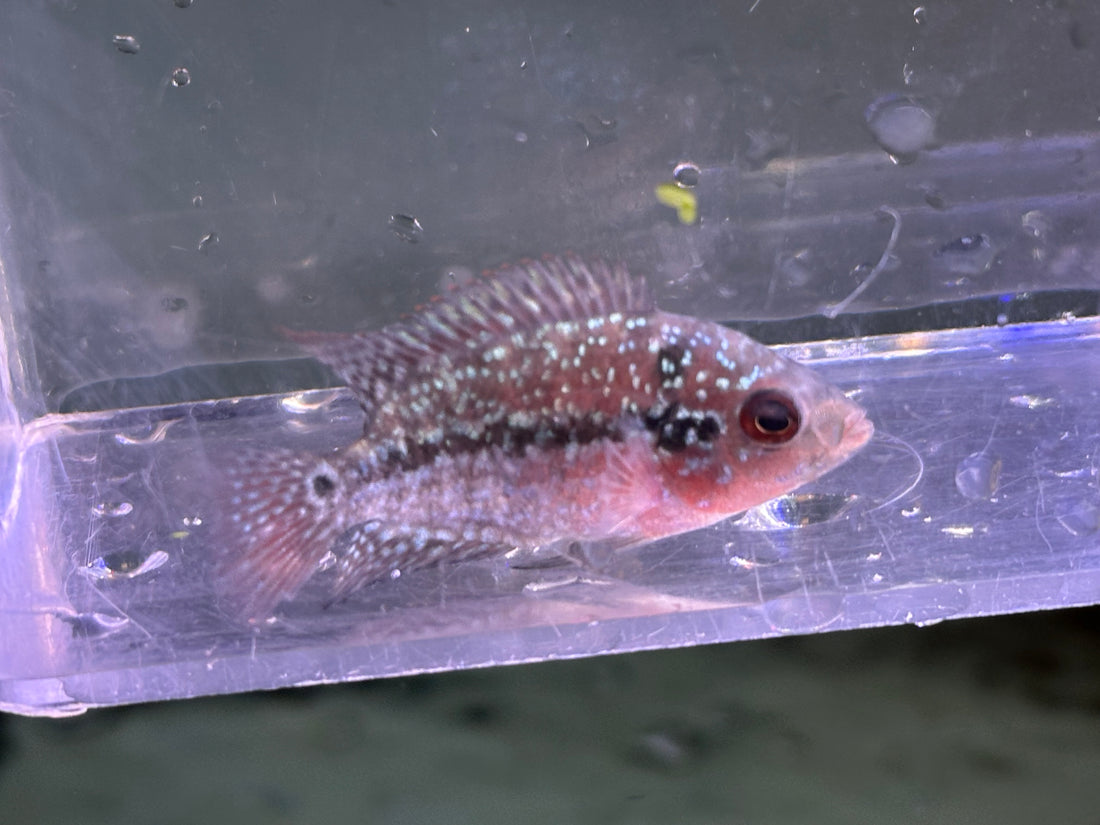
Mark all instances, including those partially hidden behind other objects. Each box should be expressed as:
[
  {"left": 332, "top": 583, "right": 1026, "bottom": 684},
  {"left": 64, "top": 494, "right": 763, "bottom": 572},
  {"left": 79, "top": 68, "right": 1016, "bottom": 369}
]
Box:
[{"left": 644, "top": 319, "right": 873, "bottom": 526}]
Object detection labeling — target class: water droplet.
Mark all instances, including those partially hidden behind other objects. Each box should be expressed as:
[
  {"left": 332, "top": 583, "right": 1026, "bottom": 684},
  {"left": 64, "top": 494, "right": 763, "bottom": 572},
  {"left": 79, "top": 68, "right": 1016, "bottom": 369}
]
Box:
[
  {"left": 174, "top": 0, "right": 194, "bottom": 7},
  {"left": 631, "top": 726, "right": 709, "bottom": 771},
  {"left": 913, "top": 6, "right": 927, "bottom": 24},
  {"left": 388, "top": 213, "right": 423, "bottom": 243},
  {"left": 744, "top": 128, "right": 789, "bottom": 168},
  {"left": 1021, "top": 209, "right": 1050, "bottom": 240},
  {"left": 864, "top": 94, "right": 936, "bottom": 162},
  {"left": 941, "top": 524, "right": 976, "bottom": 539},
  {"left": 672, "top": 162, "right": 700, "bottom": 188},
  {"left": 112, "top": 34, "right": 141, "bottom": 55},
  {"left": 1055, "top": 497, "right": 1099, "bottom": 537},
  {"left": 114, "top": 418, "right": 177, "bottom": 446},
  {"left": 922, "top": 187, "right": 946, "bottom": 209},
  {"left": 726, "top": 552, "right": 761, "bottom": 571},
  {"left": 763, "top": 591, "right": 844, "bottom": 633},
  {"left": 778, "top": 249, "right": 815, "bottom": 288},
  {"left": 170, "top": 67, "right": 191, "bottom": 88},
  {"left": 281, "top": 390, "right": 338, "bottom": 414},
  {"left": 161, "top": 296, "right": 188, "bottom": 312},
  {"left": 82, "top": 549, "right": 169, "bottom": 581},
  {"left": 192, "top": 194, "right": 203, "bottom": 208},
  {"left": 198, "top": 231, "right": 219, "bottom": 253},
  {"left": 57, "top": 611, "right": 130, "bottom": 639},
  {"left": 955, "top": 452, "right": 1001, "bottom": 501},
  {"left": 92, "top": 501, "right": 134, "bottom": 517},
  {"left": 1069, "top": 20, "right": 1089, "bottom": 50},
  {"left": 934, "top": 233, "right": 996, "bottom": 276},
  {"left": 1008, "top": 394, "right": 1056, "bottom": 410},
  {"left": 0, "top": 88, "right": 16, "bottom": 119},
  {"left": 575, "top": 113, "right": 618, "bottom": 148}
]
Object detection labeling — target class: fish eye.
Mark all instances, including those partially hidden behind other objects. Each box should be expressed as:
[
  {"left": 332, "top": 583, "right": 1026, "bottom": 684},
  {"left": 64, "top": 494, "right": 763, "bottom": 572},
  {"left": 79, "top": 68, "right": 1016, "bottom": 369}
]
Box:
[{"left": 739, "top": 390, "right": 801, "bottom": 444}]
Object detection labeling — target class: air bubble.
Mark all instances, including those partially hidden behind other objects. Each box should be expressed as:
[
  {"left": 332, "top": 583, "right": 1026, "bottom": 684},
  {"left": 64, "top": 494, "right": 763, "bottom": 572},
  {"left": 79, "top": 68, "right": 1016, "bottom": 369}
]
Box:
[
  {"left": 672, "top": 162, "right": 700, "bottom": 188},
  {"left": 92, "top": 501, "right": 134, "bottom": 517},
  {"left": 913, "top": 6, "right": 927, "bottom": 24},
  {"left": 82, "top": 549, "right": 169, "bottom": 581},
  {"left": 736, "top": 492, "right": 857, "bottom": 530},
  {"left": 112, "top": 35, "right": 140, "bottom": 55},
  {"left": 174, "top": 0, "right": 194, "bottom": 7},
  {"left": 171, "top": 67, "right": 191, "bottom": 87}
]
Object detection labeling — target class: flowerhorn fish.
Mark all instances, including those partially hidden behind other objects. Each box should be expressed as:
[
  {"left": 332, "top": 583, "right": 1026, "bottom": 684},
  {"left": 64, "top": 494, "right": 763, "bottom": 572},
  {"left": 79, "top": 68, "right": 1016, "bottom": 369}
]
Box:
[{"left": 218, "top": 256, "right": 872, "bottom": 620}]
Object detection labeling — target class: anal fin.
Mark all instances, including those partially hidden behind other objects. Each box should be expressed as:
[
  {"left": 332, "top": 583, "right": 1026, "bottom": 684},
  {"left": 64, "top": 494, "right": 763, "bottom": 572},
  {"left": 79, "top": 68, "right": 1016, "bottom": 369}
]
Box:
[{"left": 327, "top": 521, "right": 514, "bottom": 603}]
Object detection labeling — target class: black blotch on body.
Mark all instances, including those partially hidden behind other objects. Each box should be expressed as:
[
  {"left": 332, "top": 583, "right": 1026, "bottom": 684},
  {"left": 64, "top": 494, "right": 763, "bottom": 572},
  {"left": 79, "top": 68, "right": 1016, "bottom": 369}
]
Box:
[
  {"left": 644, "top": 403, "right": 722, "bottom": 453},
  {"left": 312, "top": 474, "right": 336, "bottom": 497}
]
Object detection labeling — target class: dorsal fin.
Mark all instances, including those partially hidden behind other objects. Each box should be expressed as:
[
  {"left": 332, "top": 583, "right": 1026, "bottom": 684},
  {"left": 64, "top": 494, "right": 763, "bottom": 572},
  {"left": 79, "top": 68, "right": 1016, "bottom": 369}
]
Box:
[{"left": 286, "top": 256, "right": 655, "bottom": 416}]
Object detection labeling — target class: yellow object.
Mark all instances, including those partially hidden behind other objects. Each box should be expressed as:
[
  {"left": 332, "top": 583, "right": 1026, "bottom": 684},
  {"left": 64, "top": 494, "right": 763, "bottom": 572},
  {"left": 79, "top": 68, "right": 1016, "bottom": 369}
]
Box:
[{"left": 655, "top": 182, "right": 697, "bottom": 225}]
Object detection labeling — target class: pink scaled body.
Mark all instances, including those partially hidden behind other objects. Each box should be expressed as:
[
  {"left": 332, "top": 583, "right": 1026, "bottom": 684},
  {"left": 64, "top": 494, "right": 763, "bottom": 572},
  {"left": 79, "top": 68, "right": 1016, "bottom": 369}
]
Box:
[{"left": 219, "top": 256, "right": 872, "bottom": 619}]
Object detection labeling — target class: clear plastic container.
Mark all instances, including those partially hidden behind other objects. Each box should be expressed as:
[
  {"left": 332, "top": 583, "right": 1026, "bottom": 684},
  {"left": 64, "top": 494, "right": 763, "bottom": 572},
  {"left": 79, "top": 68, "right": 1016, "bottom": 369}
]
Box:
[{"left": 1, "top": 1, "right": 1098, "bottom": 715}]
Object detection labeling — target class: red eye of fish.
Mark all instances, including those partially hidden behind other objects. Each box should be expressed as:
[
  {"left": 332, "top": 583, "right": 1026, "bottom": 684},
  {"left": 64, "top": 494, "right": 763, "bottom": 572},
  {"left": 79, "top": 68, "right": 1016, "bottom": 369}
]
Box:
[{"left": 739, "top": 390, "right": 801, "bottom": 444}]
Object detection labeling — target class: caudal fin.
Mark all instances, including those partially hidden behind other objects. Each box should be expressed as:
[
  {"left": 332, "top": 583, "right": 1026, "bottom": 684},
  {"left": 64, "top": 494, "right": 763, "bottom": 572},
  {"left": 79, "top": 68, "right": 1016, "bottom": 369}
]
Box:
[{"left": 214, "top": 447, "right": 347, "bottom": 621}]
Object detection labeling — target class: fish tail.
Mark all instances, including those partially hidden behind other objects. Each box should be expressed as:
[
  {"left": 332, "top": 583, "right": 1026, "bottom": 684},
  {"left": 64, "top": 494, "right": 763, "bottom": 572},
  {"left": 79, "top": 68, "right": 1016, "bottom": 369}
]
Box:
[{"left": 214, "top": 447, "right": 348, "bottom": 621}]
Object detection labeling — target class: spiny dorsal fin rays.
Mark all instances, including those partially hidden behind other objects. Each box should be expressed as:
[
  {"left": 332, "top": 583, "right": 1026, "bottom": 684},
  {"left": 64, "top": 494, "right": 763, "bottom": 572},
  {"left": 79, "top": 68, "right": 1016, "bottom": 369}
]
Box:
[
  {"left": 284, "top": 256, "right": 654, "bottom": 420},
  {"left": 282, "top": 327, "right": 433, "bottom": 413}
]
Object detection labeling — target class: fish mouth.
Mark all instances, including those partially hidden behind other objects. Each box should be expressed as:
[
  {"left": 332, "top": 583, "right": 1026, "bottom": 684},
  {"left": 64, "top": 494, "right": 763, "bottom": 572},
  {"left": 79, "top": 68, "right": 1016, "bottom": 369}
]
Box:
[
  {"left": 810, "top": 397, "right": 874, "bottom": 457},
  {"left": 841, "top": 406, "right": 874, "bottom": 453}
]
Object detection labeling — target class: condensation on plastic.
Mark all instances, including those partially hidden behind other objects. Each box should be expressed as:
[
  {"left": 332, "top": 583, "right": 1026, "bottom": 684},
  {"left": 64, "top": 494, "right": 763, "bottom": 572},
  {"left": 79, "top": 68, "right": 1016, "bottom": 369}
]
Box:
[{"left": 1, "top": 1, "right": 1099, "bottom": 714}]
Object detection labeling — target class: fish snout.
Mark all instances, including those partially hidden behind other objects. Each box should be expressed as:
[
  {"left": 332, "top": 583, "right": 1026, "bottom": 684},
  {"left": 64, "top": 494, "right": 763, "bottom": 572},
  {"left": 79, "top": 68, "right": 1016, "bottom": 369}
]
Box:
[{"left": 810, "top": 396, "right": 874, "bottom": 454}]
